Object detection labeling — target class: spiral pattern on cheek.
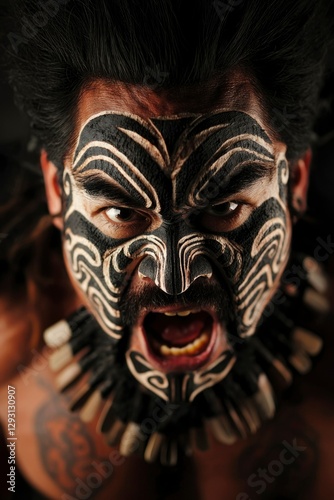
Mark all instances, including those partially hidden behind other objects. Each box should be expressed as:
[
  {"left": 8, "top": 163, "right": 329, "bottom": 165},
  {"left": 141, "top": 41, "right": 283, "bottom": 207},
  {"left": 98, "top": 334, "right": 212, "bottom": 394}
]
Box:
[
  {"left": 64, "top": 228, "right": 123, "bottom": 338},
  {"left": 234, "top": 163, "right": 290, "bottom": 337},
  {"left": 236, "top": 232, "right": 287, "bottom": 335}
]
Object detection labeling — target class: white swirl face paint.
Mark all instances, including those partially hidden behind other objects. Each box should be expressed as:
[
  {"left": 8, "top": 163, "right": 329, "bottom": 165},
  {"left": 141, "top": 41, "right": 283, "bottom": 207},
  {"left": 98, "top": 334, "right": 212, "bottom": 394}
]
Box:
[{"left": 61, "top": 109, "right": 291, "bottom": 401}]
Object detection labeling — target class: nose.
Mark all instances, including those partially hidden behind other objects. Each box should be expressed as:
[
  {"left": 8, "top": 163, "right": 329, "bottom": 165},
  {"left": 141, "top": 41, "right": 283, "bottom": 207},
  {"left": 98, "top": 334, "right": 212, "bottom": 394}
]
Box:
[{"left": 137, "top": 227, "right": 213, "bottom": 295}]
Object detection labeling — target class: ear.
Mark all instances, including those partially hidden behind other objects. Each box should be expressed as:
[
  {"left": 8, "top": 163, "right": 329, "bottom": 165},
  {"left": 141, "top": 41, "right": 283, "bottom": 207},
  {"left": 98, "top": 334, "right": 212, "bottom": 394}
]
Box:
[
  {"left": 290, "top": 148, "right": 312, "bottom": 214},
  {"left": 40, "top": 149, "right": 63, "bottom": 230}
]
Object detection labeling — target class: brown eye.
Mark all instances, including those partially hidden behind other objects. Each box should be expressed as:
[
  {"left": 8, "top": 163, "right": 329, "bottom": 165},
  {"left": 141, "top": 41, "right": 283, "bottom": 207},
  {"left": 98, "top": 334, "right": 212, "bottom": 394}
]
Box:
[
  {"left": 206, "top": 201, "right": 239, "bottom": 217},
  {"left": 195, "top": 201, "right": 248, "bottom": 233},
  {"left": 102, "top": 206, "right": 156, "bottom": 239},
  {"left": 105, "top": 207, "right": 137, "bottom": 223}
]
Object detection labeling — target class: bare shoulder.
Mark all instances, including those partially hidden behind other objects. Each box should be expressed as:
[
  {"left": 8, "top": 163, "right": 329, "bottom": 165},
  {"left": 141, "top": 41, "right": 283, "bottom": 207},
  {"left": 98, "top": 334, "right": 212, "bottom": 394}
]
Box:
[
  {"left": 192, "top": 312, "right": 334, "bottom": 500},
  {"left": 0, "top": 364, "right": 184, "bottom": 500},
  {"left": 193, "top": 376, "right": 334, "bottom": 500}
]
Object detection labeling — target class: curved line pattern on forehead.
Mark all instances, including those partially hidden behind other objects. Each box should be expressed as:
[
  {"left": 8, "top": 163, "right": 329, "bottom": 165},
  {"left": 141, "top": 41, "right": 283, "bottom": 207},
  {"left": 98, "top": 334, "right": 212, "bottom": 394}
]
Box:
[
  {"left": 71, "top": 108, "right": 273, "bottom": 165},
  {"left": 71, "top": 109, "right": 171, "bottom": 165},
  {"left": 69, "top": 109, "right": 282, "bottom": 210}
]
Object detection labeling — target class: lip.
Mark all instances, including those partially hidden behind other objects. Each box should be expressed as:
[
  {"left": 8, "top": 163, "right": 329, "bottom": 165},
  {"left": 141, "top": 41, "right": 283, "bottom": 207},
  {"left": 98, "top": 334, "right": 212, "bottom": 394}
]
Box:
[{"left": 129, "top": 305, "right": 229, "bottom": 372}]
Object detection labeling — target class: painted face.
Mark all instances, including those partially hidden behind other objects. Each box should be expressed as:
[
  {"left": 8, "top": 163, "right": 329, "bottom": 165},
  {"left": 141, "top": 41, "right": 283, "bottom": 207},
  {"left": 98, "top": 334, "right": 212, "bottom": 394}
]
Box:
[{"left": 62, "top": 109, "right": 291, "bottom": 402}]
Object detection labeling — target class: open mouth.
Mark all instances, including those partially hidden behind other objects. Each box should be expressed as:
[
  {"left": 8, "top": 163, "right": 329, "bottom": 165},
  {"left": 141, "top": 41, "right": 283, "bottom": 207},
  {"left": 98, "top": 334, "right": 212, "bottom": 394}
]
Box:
[
  {"left": 145, "top": 309, "right": 212, "bottom": 356},
  {"left": 130, "top": 306, "right": 228, "bottom": 372}
]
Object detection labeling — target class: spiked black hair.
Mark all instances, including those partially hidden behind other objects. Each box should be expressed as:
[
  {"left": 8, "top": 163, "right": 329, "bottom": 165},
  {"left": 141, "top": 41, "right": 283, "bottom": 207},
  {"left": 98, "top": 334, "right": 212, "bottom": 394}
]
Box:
[{"left": 2, "top": 0, "right": 333, "bottom": 165}]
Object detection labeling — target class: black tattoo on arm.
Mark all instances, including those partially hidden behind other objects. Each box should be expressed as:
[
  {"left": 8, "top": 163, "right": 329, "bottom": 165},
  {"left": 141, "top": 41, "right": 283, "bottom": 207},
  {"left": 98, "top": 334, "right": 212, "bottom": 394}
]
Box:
[{"left": 35, "top": 376, "right": 105, "bottom": 496}]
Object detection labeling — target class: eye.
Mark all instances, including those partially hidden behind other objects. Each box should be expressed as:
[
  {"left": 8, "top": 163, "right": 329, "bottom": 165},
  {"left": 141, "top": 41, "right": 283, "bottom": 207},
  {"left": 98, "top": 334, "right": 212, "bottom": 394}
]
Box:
[
  {"left": 101, "top": 206, "right": 156, "bottom": 239},
  {"left": 205, "top": 201, "right": 239, "bottom": 217},
  {"left": 194, "top": 201, "right": 250, "bottom": 233},
  {"left": 105, "top": 207, "right": 137, "bottom": 223}
]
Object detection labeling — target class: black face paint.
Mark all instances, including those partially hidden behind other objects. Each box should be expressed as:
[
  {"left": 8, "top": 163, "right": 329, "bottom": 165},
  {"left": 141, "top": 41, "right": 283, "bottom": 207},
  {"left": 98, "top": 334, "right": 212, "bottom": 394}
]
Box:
[{"left": 62, "top": 109, "right": 291, "bottom": 402}]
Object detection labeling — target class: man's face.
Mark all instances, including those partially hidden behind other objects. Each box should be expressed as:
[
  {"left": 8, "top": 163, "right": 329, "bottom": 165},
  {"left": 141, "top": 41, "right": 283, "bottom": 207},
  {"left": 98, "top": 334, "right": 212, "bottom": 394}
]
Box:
[{"left": 46, "top": 81, "right": 299, "bottom": 403}]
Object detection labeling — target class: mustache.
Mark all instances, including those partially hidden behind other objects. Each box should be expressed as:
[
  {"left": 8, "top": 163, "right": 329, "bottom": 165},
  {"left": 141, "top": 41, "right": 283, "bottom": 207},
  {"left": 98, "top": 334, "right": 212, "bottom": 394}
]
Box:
[{"left": 119, "top": 277, "right": 235, "bottom": 327}]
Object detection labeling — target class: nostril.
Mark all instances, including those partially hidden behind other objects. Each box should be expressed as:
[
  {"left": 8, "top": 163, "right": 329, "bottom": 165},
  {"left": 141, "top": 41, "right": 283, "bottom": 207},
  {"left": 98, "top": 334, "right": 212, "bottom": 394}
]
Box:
[
  {"left": 137, "top": 256, "right": 158, "bottom": 282},
  {"left": 138, "top": 255, "right": 176, "bottom": 295},
  {"left": 190, "top": 256, "right": 213, "bottom": 283}
]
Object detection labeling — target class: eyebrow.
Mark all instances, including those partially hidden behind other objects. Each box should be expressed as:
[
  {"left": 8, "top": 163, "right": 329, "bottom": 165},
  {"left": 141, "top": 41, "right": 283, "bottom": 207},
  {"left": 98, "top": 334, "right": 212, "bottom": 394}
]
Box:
[
  {"left": 213, "top": 162, "right": 275, "bottom": 200},
  {"left": 73, "top": 161, "right": 276, "bottom": 209},
  {"left": 74, "top": 172, "right": 146, "bottom": 208}
]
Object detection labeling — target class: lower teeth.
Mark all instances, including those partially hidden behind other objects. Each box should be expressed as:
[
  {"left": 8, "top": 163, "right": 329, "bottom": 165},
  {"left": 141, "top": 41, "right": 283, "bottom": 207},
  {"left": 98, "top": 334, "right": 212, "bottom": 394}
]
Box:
[{"left": 160, "top": 332, "right": 209, "bottom": 357}]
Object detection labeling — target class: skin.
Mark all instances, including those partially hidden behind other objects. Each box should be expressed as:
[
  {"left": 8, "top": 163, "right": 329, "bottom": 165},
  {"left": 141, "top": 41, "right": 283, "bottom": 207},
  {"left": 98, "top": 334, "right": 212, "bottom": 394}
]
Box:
[{"left": 0, "top": 76, "right": 320, "bottom": 499}]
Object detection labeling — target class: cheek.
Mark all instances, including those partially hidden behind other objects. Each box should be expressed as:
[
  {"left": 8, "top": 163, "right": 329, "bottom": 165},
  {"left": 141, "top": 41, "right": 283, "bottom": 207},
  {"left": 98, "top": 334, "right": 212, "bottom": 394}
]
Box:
[
  {"left": 226, "top": 199, "right": 292, "bottom": 336},
  {"left": 61, "top": 244, "right": 91, "bottom": 309},
  {"left": 61, "top": 197, "right": 152, "bottom": 340},
  {"left": 61, "top": 210, "right": 124, "bottom": 339},
  {"left": 60, "top": 216, "right": 102, "bottom": 318}
]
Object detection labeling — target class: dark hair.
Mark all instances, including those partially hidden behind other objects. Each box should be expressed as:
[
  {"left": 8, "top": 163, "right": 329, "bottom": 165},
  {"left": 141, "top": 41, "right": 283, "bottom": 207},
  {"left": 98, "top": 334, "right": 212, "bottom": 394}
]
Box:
[{"left": 2, "top": 0, "right": 333, "bottom": 165}]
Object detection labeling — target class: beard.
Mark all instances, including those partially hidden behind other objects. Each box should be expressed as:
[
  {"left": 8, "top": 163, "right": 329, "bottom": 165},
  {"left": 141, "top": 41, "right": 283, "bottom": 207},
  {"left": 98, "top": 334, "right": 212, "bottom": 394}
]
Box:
[
  {"left": 45, "top": 242, "right": 325, "bottom": 465},
  {"left": 60, "top": 275, "right": 269, "bottom": 460}
]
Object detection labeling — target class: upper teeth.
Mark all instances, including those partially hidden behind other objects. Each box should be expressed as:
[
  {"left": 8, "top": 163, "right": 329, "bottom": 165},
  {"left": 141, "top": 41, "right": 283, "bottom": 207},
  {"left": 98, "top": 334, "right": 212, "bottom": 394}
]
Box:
[{"left": 163, "top": 309, "right": 194, "bottom": 317}]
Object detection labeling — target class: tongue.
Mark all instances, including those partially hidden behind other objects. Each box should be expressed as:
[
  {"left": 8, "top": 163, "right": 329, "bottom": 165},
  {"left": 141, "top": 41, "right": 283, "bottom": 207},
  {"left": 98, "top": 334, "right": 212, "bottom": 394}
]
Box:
[{"left": 149, "top": 314, "right": 206, "bottom": 347}]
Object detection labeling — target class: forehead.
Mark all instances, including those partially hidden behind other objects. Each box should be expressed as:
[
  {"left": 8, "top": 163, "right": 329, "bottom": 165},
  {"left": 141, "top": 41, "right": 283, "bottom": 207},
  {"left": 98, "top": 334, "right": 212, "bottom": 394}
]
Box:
[
  {"left": 72, "top": 109, "right": 275, "bottom": 174},
  {"left": 66, "top": 77, "right": 283, "bottom": 167}
]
